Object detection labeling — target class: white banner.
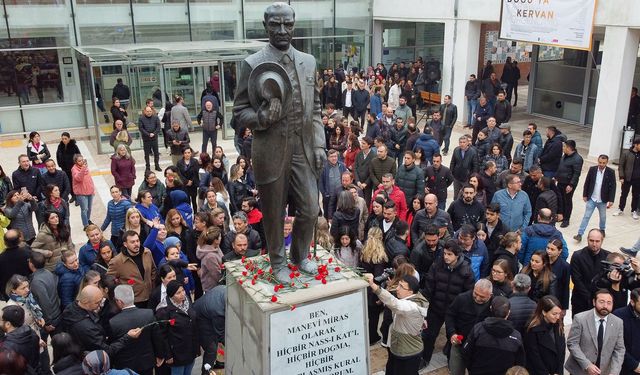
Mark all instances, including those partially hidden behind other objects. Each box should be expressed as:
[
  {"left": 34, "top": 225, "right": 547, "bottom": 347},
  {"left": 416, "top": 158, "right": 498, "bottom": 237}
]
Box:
[{"left": 499, "top": 0, "right": 597, "bottom": 51}]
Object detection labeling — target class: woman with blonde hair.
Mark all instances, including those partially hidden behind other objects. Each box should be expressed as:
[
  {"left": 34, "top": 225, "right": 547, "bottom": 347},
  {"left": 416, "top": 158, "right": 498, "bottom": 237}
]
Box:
[
  {"left": 360, "top": 226, "right": 389, "bottom": 344},
  {"left": 110, "top": 144, "right": 136, "bottom": 198},
  {"left": 119, "top": 207, "right": 150, "bottom": 245},
  {"left": 314, "top": 216, "right": 333, "bottom": 250}
]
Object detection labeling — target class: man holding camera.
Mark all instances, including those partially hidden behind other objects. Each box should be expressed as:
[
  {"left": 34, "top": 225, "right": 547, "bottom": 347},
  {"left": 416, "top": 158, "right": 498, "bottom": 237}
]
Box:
[
  {"left": 592, "top": 252, "right": 640, "bottom": 311},
  {"left": 365, "top": 273, "right": 428, "bottom": 375}
]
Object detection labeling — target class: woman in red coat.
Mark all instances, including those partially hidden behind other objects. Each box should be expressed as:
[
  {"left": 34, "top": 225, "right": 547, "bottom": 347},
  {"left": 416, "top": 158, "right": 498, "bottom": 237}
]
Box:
[
  {"left": 343, "top": 133, "right": 361, "bottom": 172},
  {"left": 111, "top": 144, "right": 136, "bottom": 198}
]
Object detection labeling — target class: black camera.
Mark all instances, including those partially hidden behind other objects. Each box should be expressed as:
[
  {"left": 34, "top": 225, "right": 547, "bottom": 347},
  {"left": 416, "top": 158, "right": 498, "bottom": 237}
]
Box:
[
  {"left": 374, "top": 267, "right": 395, "bottom": 285},
  {"left": 601, "top": 259, "right": 636, "bottom": 284}
]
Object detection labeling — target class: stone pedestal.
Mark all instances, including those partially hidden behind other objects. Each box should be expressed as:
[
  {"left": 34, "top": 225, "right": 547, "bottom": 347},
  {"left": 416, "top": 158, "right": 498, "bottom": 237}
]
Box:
[{"left": 225, "top": 250, "right": 370, "bottom": 375}]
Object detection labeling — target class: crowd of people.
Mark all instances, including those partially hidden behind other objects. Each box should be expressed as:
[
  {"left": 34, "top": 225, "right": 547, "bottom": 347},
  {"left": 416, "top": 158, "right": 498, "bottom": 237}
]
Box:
[{"left": 0, "top": 56, "right": 639, "bottom": 375}]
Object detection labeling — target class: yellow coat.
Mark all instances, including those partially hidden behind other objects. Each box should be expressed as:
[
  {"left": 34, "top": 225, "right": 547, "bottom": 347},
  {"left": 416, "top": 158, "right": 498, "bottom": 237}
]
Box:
[{"left": 0, "top": 213, "right": 10, "bottom": 253}]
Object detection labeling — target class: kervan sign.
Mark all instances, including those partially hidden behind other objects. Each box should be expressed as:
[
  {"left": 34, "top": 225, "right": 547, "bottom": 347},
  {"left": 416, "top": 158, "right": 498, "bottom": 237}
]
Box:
[{"left": 499, "top": 0, "right": 597, "bottom": 50}]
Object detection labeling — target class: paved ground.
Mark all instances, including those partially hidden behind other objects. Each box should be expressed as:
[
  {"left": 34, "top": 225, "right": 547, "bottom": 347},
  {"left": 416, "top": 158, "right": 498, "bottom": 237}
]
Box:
[{"left": 1, "top": 85, "right": 634, "bottom": 374}]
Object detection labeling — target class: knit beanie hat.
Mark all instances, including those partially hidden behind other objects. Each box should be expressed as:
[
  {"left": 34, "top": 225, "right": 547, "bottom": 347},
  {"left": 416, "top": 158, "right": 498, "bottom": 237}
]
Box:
[{"left": 166, "top": 280, "right": 182, "bottom": 298}]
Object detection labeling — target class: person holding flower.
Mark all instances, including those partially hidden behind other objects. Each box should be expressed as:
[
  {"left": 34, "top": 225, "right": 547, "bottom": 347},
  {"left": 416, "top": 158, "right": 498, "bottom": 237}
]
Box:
[{"left": 156, "top": 280, "right": 200, "bottom": 375}]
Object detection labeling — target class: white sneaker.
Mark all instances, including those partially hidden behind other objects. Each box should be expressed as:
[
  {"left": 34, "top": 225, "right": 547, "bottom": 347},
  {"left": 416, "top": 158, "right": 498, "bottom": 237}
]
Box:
[
  {"left": 634, "top": 211, "right": 639, "bottom": 220},
  {"left": 612, "top": 209, "right": 624, "bottom": 216}
]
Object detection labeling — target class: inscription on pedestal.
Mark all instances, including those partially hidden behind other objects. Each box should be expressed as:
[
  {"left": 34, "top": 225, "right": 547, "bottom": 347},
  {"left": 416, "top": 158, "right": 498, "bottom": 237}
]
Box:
[{"left": 270, "top": 291, "right": 367, "bottom": 375}]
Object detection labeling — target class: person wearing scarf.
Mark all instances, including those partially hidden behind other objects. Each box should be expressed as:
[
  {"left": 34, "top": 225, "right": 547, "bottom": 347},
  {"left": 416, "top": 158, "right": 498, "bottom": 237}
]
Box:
[
  {"left": 82, "top": 349, "right": 134, "bottom": 375},
  {"left": 156, "top": 280, "right": 199, "bottom": 375},
  {"left": 6, "top": 275, "right": 45, "bottom": 337}
]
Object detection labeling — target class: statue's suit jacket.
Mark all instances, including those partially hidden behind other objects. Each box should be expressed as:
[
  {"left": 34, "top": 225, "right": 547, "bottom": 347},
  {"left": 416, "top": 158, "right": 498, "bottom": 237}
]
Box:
[{"left": 233, "top": 45, "right": 324, "bottom": 185}]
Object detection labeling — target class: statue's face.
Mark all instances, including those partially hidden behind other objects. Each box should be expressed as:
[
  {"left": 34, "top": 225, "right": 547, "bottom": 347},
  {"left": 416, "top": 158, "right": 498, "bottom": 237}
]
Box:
[{"left": 264, "top": 5, "right": 295, "bottom": 51}]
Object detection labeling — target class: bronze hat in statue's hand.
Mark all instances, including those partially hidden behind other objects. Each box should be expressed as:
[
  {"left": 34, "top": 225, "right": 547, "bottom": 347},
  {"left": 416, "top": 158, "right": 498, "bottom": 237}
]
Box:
[{"left": 248, "top": 62, "right": 292, "bottom": 122}]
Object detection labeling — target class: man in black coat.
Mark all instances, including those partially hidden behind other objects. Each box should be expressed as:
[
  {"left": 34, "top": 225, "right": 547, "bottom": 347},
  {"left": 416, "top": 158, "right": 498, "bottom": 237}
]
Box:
[
  {"left": 354, "top": 137, "right": 376, "bottom": 204},
  {"left": 570, "top": 229, "right": 610, "bottom": 316},
  {"left": 352, "top": 80, "right": 370, "bottom": 128},
  {"left": 538, "top": 126, "right": 567, "bottom": 178},
  {"left": 138, "top": 106, "right": 162, "bottom": 172},
  {"left": 41, "top": 160, "right": 71, "bottom": 201},
  {"left": 447, "top": 184, "right": 485, "bottom": 231},
  {"left": 0, "top": 305, "right": 41, "bottom": 373},
  {"left": 110, "top": 285, "right": 159, "bottom": 375},
  {"left": 463, "top": 296, "right": 525, "bottom": 375},
  {"left": 449, "top": 136, "right": 478, "bottom": 198},
  {"left": 507, "top": 273, "right": 536, "bottom": 336},
  {"left": 411, "top": 193, "right": 453, "bottom": 243},
  {"left": 193, "top": 285, "right": 226, "bottom": 374},
  {"left": 445, "top": 279, "right": 492, "bottom": 375},
  {"left": 613, "top": 288, "right": 640, "bottom": 375},
  {"left": 410, "top": 225, "right": 443, "bottom": 289},
  {"left": 61, "top": 285, "right": 141, "bottom": 357},
  {"left": 482, "top": 203, "right": 507, "bottom": 259},
  {"left": 12, "top": 154, "right": 42, "bottom": 198},
  {"left": 555, "top": 140, "right": 584, "bottom": 228},
  {"left": 0, "top": 230, "right": 31, "bottom": 301},
  {"left": 574, "top": 154, "right": 616, "bottom": 241},
  {"left": 384, "top": 220, "right": 409, "bottom": 261},
  {"left": 421, "top": 240, "right": 475, "bottom": 365},
  {"left": 425, "top": 154, "right": 454, "bottom": 210},
  {"left": 221, "top": 212, "right": 262, "bottom": 255}
]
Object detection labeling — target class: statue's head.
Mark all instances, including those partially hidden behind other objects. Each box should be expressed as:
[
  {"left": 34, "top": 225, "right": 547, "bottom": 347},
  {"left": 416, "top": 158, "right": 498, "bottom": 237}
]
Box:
[{"left": 263, "top": 2, "right": 295, "bottom": 51}]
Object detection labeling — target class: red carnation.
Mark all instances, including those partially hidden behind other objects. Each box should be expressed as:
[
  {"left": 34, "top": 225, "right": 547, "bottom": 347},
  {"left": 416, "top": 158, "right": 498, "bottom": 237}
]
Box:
[
  {"left": 271, "top": 295, "right": 278, "bottom": 303},
  {"left": 241, "top": 256, "right": 246, "bottom": 263},
  {"left": 307, "top": 253, "right": 312, "bottom": 260},
  {"left": 290, "top": 282, "right": 295, "bottom": 287},
  {"left": 169, "top": 319, "right": 176, "bottom": 326},
  {"left": 217, "top": 348, "right": 225, "bottom": 356},
  {"left": 303, "top": 283, "right": 309, "bottom": 288},
  {"left": 238, "top": 279, "right": 244, "bottom": 285},
  {"left": 294, "top": 271, "right": 301, "bottom": 277},
  {"left": 314, "top": 274, "right": 323, "bottom": 280},
  {"left": 289, "top": 272, "right": 295, "bottom": 279},
  {"left": 127, "top": 279, "right": 135, "bottom": 285},
  {"left": 321, "top": 278, "right": 327, "bottom": 285},
  {"left": 257, "top": 269, "right": 264, "bottom": 276},
  {"left": 328, "top": 257, "right": 333, "bottom": 264},
  {"left": 269, "top": 267, "right": 273, "bottom": 274},
  {"left": 334, "top": 267, "right": 341, "bottom": 272},
  {"left": 290, "top": 305, "right": 297, "bottom": 311},
  {"left": 251, "top": 279, "right": 257, "bottom": 285},
  {"left": 278, "top": 283, "right": 284, "bottom": 289},
  {"left": 242, "top": 271, "right": 248, "bottom": 277},
  {"left": 219, "top": 263, "right": 225, "bottom": 270}
]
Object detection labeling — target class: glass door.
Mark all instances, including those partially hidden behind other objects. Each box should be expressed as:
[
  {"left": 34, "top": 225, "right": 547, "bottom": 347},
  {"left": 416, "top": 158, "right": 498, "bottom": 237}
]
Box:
[{"left": 163, "top": 65, "right": 196, "bottom": 116}]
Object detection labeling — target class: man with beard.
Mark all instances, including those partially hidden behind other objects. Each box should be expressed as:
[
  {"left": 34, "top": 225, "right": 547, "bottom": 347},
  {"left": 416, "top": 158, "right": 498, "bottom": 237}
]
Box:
[
  {"left": 447, "top": 184, "right": 485, "bottom": 231},
  {"left": 107, "top": 231, "right": 156, "bottom": 308},
  {"left": 565, "top": 289, "right": 624, "bottom": 375},
  {"left": 570, "top": 229, "right": 610, "bottom": 316}
]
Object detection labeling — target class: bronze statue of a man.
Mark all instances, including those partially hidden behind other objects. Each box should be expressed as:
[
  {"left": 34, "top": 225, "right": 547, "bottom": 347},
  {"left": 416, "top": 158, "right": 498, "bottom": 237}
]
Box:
[{"left": 233, "top": 2, "right": 325, "bottom": 283}]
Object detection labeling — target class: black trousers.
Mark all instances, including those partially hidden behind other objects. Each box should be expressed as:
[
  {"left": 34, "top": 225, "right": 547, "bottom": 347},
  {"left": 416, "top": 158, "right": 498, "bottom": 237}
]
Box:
[
  {"left": 619, "top": 179, "right": 640, "bottom": 212},
  {"left": 354, "top": 110, "right": 367, "bottom": 128},
  {"left": 343, "top": 106, "right": 355, "bottom": 121},
  {"left": 558, "top": 183, "right": 576, "bottom": 222},
  {"left": 368, "top": 303, "right": 384, "bottom": 344},
  {"left": 385, "top": 351, "right": 421, "bottom": 375},
  {"left": 143, "top": 139, "right": 160, "bottom": 168},
  {"left": 422, "top": 310, "right": 445, "bottom": 363}
]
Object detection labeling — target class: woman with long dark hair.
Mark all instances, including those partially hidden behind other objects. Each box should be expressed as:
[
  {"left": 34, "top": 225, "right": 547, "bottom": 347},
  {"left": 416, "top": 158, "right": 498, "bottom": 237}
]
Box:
[
  {"left": 483, "top": 143, "right": 509, "bottom": 174},
  {"left": 110, "top": 98, "right": 128, "bottom": 129},
  {"left": 333, "top": 226, "right": 361, "bottom": 268},
  {"left": 330, "top": 191, "right": 360, "bottom": 245},
  {"left": 0, "top": 164, "right": 13, "bottom": 206},
  {"left": 51, "top": 332, "right": 84, "bottom": 374},
  {"left": 520, "top": 250, "right": 557, "bottom": 302},
  {"left": 487, "top": 259, "right": 513, "bottom": 298},
  {"left": 226, "top": 164, "right": 252, "bottom": 214},
  {"left": 31, "top": 211, "right": 74, "bottom": 271},
  {"left": 524, "top": 295, "right": 565, "bottom": 375},
  {"left": 38, "top": 184, "right": 70, "bottom": 226},
  {"left": 546, "top": 239, "right": 570, "bottom": 311},
  {"left": 177, "top": 147, "right": 200, "bottom": 213},
  {"left": 26, "top": 131, "right": 51, "bottom": 173},
  {"left": 149, "top": 264, "right": 176, "bottom": 312},
  {"left": 343, "top": 134, "right": 360, "bottom": 171}
]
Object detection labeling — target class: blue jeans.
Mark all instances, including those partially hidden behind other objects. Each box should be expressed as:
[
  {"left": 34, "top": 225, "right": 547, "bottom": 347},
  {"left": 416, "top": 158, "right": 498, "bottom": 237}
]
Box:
[
  {"left": 467, "top": 98, "right": 478, "bottom": 125},
  {"left": 76, "top": 194, "right": 93, "bottom": 227},
  {"left": 578, "top": 199, "right": 607, "bottom": 236},
  {"left": 170, "top": 361, "right": 194, "bottom": 375}
]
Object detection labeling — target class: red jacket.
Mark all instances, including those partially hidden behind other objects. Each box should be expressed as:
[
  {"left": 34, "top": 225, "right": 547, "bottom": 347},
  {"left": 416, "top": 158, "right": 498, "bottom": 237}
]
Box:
[
  {"left": 372, "top": 185, "right": 408, "bottom": 221},
  {"left": 246, "top": 208, "right": 263, "bottom": 225}
]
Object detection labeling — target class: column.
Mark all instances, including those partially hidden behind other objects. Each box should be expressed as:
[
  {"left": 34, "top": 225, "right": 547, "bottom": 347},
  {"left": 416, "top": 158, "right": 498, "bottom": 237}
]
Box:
[
  {"left": 451, "top": 20, "right": 481, "bottom": 125},
  {"left": 372, "top": 20, "right": 383, "bottom": 66},
  {"left": 589, "top": 26, "right": 640, "bottom": 160}
]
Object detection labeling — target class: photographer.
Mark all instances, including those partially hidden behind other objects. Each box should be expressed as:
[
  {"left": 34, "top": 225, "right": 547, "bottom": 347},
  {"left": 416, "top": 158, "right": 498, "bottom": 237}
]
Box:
[
  {"left": 593, "top": 252, "right": 640, "bottom": 310},
  {"left": 365, "top": 273, "right": 428, "bottom": 375}
]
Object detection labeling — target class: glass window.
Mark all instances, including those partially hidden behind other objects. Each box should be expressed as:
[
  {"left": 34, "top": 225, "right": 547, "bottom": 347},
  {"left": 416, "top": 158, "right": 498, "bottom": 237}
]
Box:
[
  {"left": 535, "top": 62, "right": 585, "bottom": 96},
  {"left": 75, "top": 2, "right": 133, "bottom": 45},
  {"left": 532, "top": 90, "right": 583, "bottom": 123},
  {"left": 382, "top": 22, "right": 416, "bottom": 48},
  {"left": 132, "top": 1, "right": 190, "bottom": 43},
  {"left": 5, "top": 27, "right": 70, "bottom": 48},
  {"left": 0, "top": 50, "right": 66, "bottom": 106},
  {"left": 243, "top": 0, "right": 273, "bottom": 39},
  {"left": 190, "top": 0, "right": 240, "bottom": 41}
]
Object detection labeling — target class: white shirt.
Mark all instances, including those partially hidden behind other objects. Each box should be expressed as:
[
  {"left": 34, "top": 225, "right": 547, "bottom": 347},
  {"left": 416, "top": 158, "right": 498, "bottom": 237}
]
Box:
[
  {"left": 590, "top": 167, "right": 605, "bottom": 202},
  {"left": 382, "top": 220, "right": 392, "bottom": 233},
  {"left": 345, "top": 90, "right": 353, "bottom": 108},
  {"left": 594, "top": 311, "right": 608, "bottom": 338}
]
